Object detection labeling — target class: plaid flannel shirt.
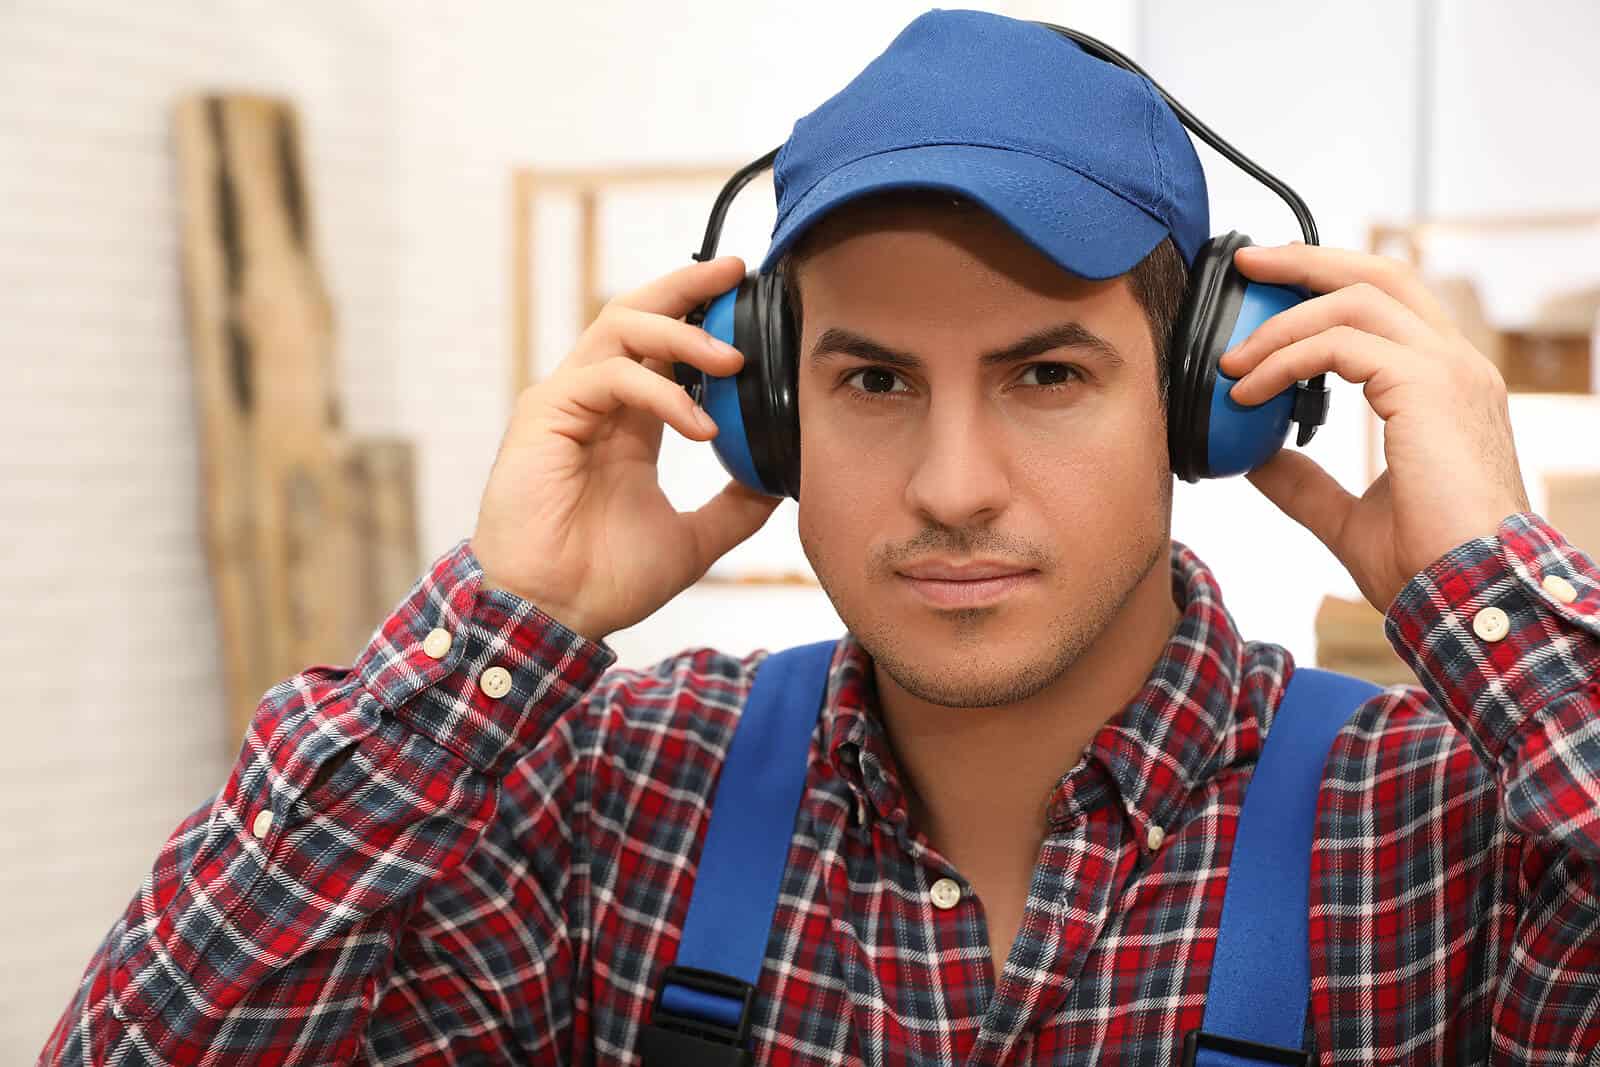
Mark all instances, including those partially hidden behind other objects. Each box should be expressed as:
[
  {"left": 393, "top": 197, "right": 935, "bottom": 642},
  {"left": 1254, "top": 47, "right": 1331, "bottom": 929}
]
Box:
[{"left": 42, "top": 511, "right": 1600, "bottom": 1065}]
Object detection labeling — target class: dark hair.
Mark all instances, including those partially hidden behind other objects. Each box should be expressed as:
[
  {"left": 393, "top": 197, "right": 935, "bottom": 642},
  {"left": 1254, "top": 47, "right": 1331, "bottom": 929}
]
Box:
[{"left": 775, "top": 191, "right": 1189, "bottom": 410}]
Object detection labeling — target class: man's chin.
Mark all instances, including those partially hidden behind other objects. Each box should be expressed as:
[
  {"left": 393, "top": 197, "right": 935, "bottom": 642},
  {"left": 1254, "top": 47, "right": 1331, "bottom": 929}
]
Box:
[{"left": 861, "top": 625, "right": 1078, "bottom": 710}]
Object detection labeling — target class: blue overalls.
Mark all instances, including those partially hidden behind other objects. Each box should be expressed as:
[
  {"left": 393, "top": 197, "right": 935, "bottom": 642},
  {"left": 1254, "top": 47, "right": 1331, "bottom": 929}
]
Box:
[{"left": 637, "top": 639, "right": 1378, "bottom": 1066}]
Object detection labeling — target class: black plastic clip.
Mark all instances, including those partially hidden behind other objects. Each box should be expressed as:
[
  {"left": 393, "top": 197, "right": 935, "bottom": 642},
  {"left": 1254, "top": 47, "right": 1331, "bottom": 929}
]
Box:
[
  {"left": 637, "top": 965, "right": 756, "bottom": 1067},
  {"left": 1181, "top": 1027, "right": 1312, "bottom": 1066},
  {"left": 1291, "top": 374, "right": 1331, "bottom": 446}
]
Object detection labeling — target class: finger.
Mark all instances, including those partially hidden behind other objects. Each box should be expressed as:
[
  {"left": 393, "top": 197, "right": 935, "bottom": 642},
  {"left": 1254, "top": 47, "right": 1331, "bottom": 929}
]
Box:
[
  {"left": 1218, "top": 281, "right": 1434, "bottom": 378},
  {"left": 610, "top": 255, "right": 747, "bottom": 319},
  {"left": 1245, "top": 449, "right": 1357, "bottom": 553},
  {"left": 551, "top": 356, "right": 718, "bottom": 445},
  {"left": 1227, "top": 324, "right": 1416, "bottom": 419},
  {"left": 682, "top": 479, "right": 785, "bottom": 576},
  {"left": 574, "top": 303, "right": 745, "bottom": 380},
  {"left": 1232, "top": 244, "right": 1456, "bottom": 336}
]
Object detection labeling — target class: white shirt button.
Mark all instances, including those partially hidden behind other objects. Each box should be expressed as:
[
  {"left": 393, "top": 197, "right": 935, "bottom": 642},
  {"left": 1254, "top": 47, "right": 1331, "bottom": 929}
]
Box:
[
  {"left": 251, "top": 810, "right": 274, "bottom": 839},
  {"left": 929, "top": 877, "right": 962, "bottom": 910},
  {"left": 479, "top": 666, "right": 513, "bottom": 699},
  {"left": 1146, "top": 824, "right": 1166, "bottom": 851},
  {"left": 1472, "top": 606, "right": 1510, "bottom": 642},
  {"left": 423, "top": 627, "right": 453, "bottom": 659},
  {"left": 1542, "top": 574, "right": 1579, "bottom": 605}
]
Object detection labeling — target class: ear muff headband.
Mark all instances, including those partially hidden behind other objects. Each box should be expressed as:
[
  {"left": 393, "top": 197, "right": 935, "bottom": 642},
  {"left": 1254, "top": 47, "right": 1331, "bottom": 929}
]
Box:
[{"left": 680, "top": 23, "right": 1329, "bottom": 497}]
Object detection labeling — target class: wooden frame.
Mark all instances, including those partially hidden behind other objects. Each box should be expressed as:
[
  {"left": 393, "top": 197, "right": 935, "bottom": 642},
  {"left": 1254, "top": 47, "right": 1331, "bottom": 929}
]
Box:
[{"left": 509, "top": 163, "right": 755, "bottom": 400}]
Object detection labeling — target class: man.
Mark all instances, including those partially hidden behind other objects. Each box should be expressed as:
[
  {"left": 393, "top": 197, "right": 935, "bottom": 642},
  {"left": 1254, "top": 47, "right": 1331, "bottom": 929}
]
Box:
[{"left": 44, "top": 10, "right": 1600, "bottom": 1065}]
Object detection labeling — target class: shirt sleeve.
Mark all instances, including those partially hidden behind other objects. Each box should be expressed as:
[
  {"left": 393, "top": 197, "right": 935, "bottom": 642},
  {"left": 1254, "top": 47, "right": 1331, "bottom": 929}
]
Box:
[
  {"left": 39, "top": 537, "right": 617, "bottom": 1066},
  {"left": 1383, "top": 510, "right": 1600, "bottom": 1060}
]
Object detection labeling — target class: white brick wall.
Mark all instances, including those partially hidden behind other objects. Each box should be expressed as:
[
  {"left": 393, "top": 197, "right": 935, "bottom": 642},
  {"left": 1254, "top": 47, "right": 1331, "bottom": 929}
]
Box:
[
  {"left": 0, "top": 1, "right": 538, "bottom": 1051},
  {"left": 4, "top": 0, "right": 1596, "bottom": 1056}
]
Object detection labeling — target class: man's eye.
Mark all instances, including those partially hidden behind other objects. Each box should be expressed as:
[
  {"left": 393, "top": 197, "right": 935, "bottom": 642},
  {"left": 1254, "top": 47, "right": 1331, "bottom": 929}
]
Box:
[
  {"left": 1018, "top": 363, "right": 1081, "bottom": 388},
  {"left": 843, "top": 367, "right": 908, "bottom": 395}
]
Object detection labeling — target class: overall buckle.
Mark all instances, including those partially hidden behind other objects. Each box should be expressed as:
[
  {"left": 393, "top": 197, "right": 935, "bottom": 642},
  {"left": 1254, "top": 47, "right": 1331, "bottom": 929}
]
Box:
[
  {"left": 637, "top": 965, "right": 756, "bottom": 1067},
  {"left": 1181, "top": 1027, "right": 1312, "bottom": 1066}
]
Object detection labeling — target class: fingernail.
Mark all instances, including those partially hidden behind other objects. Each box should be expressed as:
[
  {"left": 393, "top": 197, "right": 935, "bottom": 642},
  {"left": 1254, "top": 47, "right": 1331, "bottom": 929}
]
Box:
[
  {"left": 696, "top": 407, "right": 717, "bottom": 431},
  {"left": 706, "top": 334, "right": 742, "bottom": 359}
]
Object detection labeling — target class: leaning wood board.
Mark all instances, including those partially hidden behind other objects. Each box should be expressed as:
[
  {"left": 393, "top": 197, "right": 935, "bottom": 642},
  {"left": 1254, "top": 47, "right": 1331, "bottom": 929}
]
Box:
[{"left": 175, "top": 94, "right": 418, "bottom": 747}]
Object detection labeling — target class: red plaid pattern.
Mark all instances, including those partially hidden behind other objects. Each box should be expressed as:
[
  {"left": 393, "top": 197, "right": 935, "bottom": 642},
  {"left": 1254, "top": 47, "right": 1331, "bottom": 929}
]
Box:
[{"left": 41, "top": 512, "right": 1600, "bottom": 1064}]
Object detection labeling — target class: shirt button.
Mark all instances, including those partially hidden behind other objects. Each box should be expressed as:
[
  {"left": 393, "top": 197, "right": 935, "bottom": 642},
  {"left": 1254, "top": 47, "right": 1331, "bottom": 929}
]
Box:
[
  {"left": 1542, "top": 574, "right": 1579, "bottom": 605},
  {"left": 480, "top": 665, "right": 513, "bottom": 699},
  {"left": 1472, "top": 606, "right": 1510, "bottom": 642},
  {"left": 929, "top": 877, "right": 962, "bottom": 910},
  {"left": 1146, "top": 824, "right": 1166, "bottom": 851},
  {"left": 423, "top": 627, "right": 453, "bottom": 659},
  {"left": 251, "top": 810, "right": 274, "bottom": 839}
]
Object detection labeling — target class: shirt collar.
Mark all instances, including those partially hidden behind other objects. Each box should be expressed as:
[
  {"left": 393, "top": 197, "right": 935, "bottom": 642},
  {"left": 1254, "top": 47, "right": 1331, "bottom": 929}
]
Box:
[{"left": 816, "top": 540, "right": 1280, "bottom": 837}]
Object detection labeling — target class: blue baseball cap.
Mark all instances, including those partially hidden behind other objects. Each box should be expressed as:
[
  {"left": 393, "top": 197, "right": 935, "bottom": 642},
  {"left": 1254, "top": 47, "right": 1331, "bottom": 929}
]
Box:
[{"left": 758, "top": 9, "right": 1209, "bottom": 280}]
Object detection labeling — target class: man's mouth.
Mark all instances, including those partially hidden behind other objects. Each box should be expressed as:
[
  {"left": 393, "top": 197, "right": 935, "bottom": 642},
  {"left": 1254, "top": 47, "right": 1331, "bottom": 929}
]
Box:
[{"left": 895, "top": 560, "right": 1039, "bottom": 608}]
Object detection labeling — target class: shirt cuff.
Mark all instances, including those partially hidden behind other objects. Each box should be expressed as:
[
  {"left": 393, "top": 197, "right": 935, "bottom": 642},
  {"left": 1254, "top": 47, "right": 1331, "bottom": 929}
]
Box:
[
  {"left": 1384, "top": 511, "right": 1600, "bottom": 768},
  {"left": 356, "top": 537, "right": 618, "bottom": 776}
]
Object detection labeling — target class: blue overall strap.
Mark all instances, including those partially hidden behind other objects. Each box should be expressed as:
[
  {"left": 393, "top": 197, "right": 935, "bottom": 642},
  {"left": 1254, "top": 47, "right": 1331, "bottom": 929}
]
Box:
[
  {"left": 1184, "top": 666, "right": 1380, "bottom": 1067},
  {"left": 638, "top": 639, "right": 839, "bottom": 1067}
]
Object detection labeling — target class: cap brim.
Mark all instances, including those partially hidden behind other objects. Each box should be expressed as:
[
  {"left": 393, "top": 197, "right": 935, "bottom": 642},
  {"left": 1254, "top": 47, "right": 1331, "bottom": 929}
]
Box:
[{"left": 759, "top": 143, "right": 1170, "bottom": 280}]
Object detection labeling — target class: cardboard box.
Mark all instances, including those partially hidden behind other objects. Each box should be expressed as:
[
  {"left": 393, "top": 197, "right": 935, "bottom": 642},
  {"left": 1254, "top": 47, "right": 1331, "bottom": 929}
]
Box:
[
  {"left": 1547, "top": 472, "right": 1600, "bottom": 561},
  {"left": 1313, "top": 594, "right": 1418, "bottom": 687}
]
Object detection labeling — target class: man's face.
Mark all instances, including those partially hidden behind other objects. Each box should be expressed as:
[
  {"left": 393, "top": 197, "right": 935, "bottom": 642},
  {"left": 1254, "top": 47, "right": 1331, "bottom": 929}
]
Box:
[{"left": 795, "top": 202, "right": 1174, "bottom": 709}]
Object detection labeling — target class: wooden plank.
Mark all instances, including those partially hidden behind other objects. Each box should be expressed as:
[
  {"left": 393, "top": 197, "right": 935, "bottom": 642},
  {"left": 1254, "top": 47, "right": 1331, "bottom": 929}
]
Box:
[
  {"left": 343, "top": 437, "right": 421, "bottom": 657},
  {"left": 175, "top": 93, "right": 361, "bottom": 746}
]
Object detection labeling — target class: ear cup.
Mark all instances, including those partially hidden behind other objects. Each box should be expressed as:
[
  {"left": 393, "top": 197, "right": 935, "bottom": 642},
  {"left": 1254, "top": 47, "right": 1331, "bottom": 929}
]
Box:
[
  {"left": 1167, "top": 232, "right": 1312, "bottom": 482},
  {"left": 735, "top": 267, "right": 802, "bottom": 499},
  {"left": 679, "top": 268, "right": 799, "bottom": 499}
]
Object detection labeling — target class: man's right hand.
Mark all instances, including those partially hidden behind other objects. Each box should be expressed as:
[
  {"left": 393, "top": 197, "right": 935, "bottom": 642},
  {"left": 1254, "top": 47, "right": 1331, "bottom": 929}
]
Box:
[{"left": 470, "top": 255, "right": 784, "bottom": 643}]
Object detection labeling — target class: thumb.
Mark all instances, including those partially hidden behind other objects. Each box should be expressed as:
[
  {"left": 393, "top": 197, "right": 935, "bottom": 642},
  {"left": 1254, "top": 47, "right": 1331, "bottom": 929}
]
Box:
[
  {"left": 1245, "top": 449, "right": 1356, "bottom": 551},
  {"left": 683, "top": 479, "right": 784, "bottom": 574}
]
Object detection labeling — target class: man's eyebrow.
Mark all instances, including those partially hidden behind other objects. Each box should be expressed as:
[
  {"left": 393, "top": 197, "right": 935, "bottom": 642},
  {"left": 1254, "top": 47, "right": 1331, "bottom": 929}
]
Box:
[{"left": 808, "top": 322, "right": 1124, "bottom": 370}]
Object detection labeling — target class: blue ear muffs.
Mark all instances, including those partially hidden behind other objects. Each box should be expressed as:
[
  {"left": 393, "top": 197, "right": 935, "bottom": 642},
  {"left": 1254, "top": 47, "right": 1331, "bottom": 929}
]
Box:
[
  {"left": 1169, "top": 231, "right": 1330, "bottom": 482},
  {"left": 673, "top": 24, "right": 1333, "bottom": 500},
  {"left": 675, "top": 268, "right": 801, "bottom": 499},
  {"left": 678, "top": 231, "right": 1331, "bottom": 498}
]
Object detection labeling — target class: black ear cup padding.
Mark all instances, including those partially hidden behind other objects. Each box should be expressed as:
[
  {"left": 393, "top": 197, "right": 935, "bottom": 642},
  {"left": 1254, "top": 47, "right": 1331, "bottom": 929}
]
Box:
[
  {"left": 733, "top": 268, "right": 802, "bottom": 499},
  {"left": 1167, "top": 230, "right": 1252, "bottom": 483}
]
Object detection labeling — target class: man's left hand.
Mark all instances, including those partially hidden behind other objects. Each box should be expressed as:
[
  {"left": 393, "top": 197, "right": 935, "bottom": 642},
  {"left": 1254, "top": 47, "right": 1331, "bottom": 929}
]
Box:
[{"left": 1217, "top": 242, "right": 1532, "bottom": 614}]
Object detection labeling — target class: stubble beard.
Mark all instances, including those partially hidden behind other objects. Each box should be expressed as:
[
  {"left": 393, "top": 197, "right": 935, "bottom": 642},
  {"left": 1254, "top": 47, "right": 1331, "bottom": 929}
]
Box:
[{"left": 817, "top": 517, "right": 1172, "bottom": 711}]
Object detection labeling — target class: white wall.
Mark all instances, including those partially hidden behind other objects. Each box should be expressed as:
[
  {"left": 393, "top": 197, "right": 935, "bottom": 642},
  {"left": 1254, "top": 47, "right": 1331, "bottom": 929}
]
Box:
[
  {"left": 3, "top": 0, "right": 1597, "bottom": 1056},
  {"left": 1146, "top": 0, "right": 1600, "bottom": 659}
]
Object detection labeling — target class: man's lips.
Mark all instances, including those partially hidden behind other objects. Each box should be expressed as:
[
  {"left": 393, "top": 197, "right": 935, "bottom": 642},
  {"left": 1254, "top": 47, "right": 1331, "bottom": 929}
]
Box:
[
  {"left": 896, "top": 559, "right": 1034, "bottom": 581},
  {"left": 895, "top": 564, "right": 1039, "bottom": 608}
]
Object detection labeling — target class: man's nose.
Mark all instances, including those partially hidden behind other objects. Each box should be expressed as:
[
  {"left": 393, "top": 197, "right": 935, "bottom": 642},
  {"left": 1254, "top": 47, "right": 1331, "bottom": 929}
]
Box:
[{"left": 902, "top": 398, "right": 1011, "bottom": 528}]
